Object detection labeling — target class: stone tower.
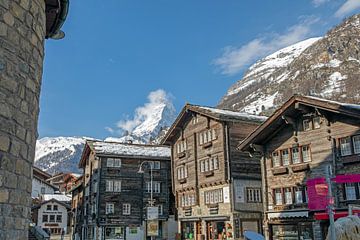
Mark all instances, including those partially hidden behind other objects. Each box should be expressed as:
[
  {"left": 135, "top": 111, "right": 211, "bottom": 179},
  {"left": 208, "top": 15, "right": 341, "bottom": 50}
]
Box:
[{"left": 0, "top": 0, "right": 69, "bottom": 239}]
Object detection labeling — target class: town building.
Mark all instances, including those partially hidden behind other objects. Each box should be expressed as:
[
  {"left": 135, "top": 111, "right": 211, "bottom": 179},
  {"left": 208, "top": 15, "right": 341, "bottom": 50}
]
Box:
[
  {"left": 77, "top": 140, "right": 176, "bottom": 240},
  {"left": 0, "top": 1, "right": 69, "bottom": 238},
  {"left": 47, "top": 172, "right": 81, "bottom": 193},
  {"left": 32, "top": 198, "right": 71, "bottom": 235},
  {"left": 32, "top": 167, "right": 58, "bottom": 199},
  {"left": 162, "top": 104, "right": 266, "bottom": 240},
  {"left": 238, "top": 95, "right": 360, "bottom": 240},
  {"left": 68, "top": 176, "right": 84, "bottom": 240}
]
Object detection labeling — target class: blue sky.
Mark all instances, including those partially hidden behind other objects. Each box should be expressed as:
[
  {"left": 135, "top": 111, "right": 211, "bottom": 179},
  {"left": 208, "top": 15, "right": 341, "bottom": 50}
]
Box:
[{"left": 39, "top": 0, "right": 360, "bottom": 139}]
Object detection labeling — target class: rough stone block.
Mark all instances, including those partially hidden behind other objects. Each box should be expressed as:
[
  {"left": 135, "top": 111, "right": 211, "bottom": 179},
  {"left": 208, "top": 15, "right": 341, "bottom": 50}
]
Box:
[
  {"left": 0, "top": 135, "right": 10, "bottom": 152},
  {"left": 0, "top": 190, "right": 9, "bottom": 203}
]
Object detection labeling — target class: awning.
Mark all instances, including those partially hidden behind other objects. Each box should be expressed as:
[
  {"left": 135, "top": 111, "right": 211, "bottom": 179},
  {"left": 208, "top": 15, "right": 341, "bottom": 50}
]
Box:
[
  {"left": 268, "top": 211, "right": 308, "bottom": 219},
  {"left": 314, "top": 210, "right": 360, "bottom": 220}
]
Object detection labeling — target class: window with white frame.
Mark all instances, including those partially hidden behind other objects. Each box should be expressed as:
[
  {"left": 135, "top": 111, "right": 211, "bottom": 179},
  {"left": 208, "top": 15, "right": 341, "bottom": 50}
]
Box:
[
  {"left": 340, "top": 137, "right": 352, "bottom": 156},
  {"left": 353, "top": 135, "right": 360, "bottom": 154},
  {"left": 91, "top": 203, "right": 96, "bottom": 214},
  {"left": 106, "top": 203, "right": 114, "bottom": 214},
  {"left": 294, "top": 187, "right": 304, "bottom": 204},
  {"left": 122, "top": 203, "right": 131, "bottom": 215},
  {"left": 85, "top": 186, "right": 89, "bottom": 196},
  {"left": 41, "top": 187, "right": 45, "bottom": 194},
  {"left": 281, "top": 149, "right": 290, "bottom": 166},
  {"left": 158, "top": 205, "right": 163, "bottom": 216},
  {"left": 180, "top": 194, "right": 196, "bottom": 207},
  {"left": 92, "top": 182, "right": 98, "bottom": 193},
  {"left": 53, "top": 205, "right": 58, "bottom": 211},
  {"left": 153, "top": 161, "right": 161, "bottom": 169},
  {"left": 192, "top": 115, "right": 199, "bottom": 124},
  {"left": 49, "top": 215, "right": 55, "bottom": 222},
  {"left": 246, "top": 188, "right": 261, "bottom": 203},
  {"left": 42, "top": 215, "right": 48, "bottom": 222},
  {"left": 199, "top": 129, "right": 217, "bottom": 145},
  {"left": 204, "top": 189, "right": 223, "bottom": 204},
  {"left": 177, "top": 166, "right": 188, "bottom": 180},
  {"left": 114, "top": 181, "right": 121, "bottom": 192},
  {"left": 107, "top": 158, "right": 121, "bottom": 168},
  {"left": 146, "top": 181, "right": 161, "bottom": 193},
  {"left": 56, "top": 215, "right": 62, "bottom": 223},
  {"left": 176, "top": 140, "right": 187, "bottom": 154},
  {"left": 302, "top": 146, "right": 311, "bottom": 162},
  {"left": 106, "top": 180, "right": 114, "bottom": 192},
  {"left": 200, "top": 156, "right": 219, "bottom": 173},
  {"left": 274, "top": 188, "right": 282, "bottom": 205},
  {"left": 313, "top": 117, "right": 321, "bottom": 129},
  {"left": 292, "top": 147, "right": 300, "bottom": 164},
  {"left": 272, "top": 152, "right": 280, "bottom": 167},
  {"left": 284, "top": 188, "right": 292, "bottom": 205},
  {"left": 345, "top": 183, "right": 357, "bottom": 200},
  {"left": 303, "top": 119, "right": 312, "bottom": 131}
]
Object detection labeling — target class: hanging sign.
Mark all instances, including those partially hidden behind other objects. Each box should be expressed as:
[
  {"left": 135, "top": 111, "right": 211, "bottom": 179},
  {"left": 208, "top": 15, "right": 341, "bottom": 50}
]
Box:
[
  {"left": 147, "top": 220, "right": 159, "bottom": 236},
  {"left": 307, "top": 178, "right": 329, "bottom": 210}
]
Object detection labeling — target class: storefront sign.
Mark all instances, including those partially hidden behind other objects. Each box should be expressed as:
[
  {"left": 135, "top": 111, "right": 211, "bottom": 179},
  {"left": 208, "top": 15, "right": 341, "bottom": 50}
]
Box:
[
  {"left": 223, "top": 186, "right": 230, "bottom": 203},
  {"left": 307, "top": 177, "right": 329, "bottom": 210},
  {"left": 147, "top": 220, "right": 159, "bottom": 236},
  {"left": 333, "top": 174, "right": 360, "bottom": 183},
  {"left": 147, "top": 207, "right": 158, "bottom": 220},
  {"left": 234, "top": 181, "right": 245, "bottom": 203}
]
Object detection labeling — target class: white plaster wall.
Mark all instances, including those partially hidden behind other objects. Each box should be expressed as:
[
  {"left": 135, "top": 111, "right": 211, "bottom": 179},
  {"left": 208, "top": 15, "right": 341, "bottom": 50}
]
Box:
[
  {"left": 36, "top": 201, "right": 68, "bottom": 230},
  {"left": 32, "top": 178, "right": 55, "bottom": 198}
]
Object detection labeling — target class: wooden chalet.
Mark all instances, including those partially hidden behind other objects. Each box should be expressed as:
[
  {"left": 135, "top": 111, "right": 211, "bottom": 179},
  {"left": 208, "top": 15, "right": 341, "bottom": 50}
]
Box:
[
  {"left": 68, "top": 176, "right": 84, "bottom": 240},
  {"left": 77, "top": 140, "right": 175, "bottom": 240},
  {"left": 238, "top": 95, "right": 360, "bottom": 240},
  {"left": 162, "top": 103, "right": 267, "bottom": 240}
]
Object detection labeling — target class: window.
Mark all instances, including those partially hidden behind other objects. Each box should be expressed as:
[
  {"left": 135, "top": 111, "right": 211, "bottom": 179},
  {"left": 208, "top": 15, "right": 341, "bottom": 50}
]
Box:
[
  {"left": 146, "top": 182, "right": 161, "bottom": 193},
  {"left": 180, "top": 194, "right": 196, "bottom": 207},
  {"left": 272, "top": 152, "right": 280, "bottom": 167},
  {"left": 292, "top": 147, "right": 300, "bottom": 164},
  {"left": 294, "top": 187, "right": 304, "bottom": 204},
  {"left": 281, "top": 149, "right": 290, "bottom": 166},
  {"left": 177, "top": 166, "right": 188, "bottom": 180},
  {"left": 106, "top": 180, "right": 114, "bottom": 192},
  {"left": 353, "top": 135, "right": 360, "bottom": 154},
  {"left": 200, "top": 156, "right": 219, "bottom": 173},
  {"left": 41, "top": 187, "right": 45, "bottom": 194},
  {"left": 107, "top": 158, "right": 121, "bottom": 168},
  {"left": 49, "top": 215, "right": 55, "bottom": 223},
  {"left": 192, "top": 116, "right": 199, "bottom": 124},
  {"left": 345, "top": 183, "right": 357, "bottom": 200},
  {"left": 302, "top": 146, "right": 311, "bottom": 162},
  {"left": 246, "top": 188, "right": 261, "bottom": 203},
  {"left": 153, "top": 161, "right": 161, "bottom": 169},
  {"left": 114, "top": 181, "right": 121, "bottom": 192},
  {"left": 340, "top": 137, "right": 352, "bottom": 156},
  {"left": 313, "top": 117, "right": 321, "bottom": 129},
  {"left": 284, "top": 188, "right": 293, "bottom": 205},
  {"left": 303, "top": 119, "right": 312, "bottom": 131},
  {"left": 122, "top": 203, "right": 131, "bottom": 215},
  {"left": 53, "top": 205, "right": 58, "bottom": 211},
  {"left": 158, "top": 205, "right": 163, "bottom": 216},
  {"left": 274, "top": 189, "right": 282, "bottom": 205},
  {"left": 199, "top": 129, "right": 217, "bottom": 145},
  {"left": 42, "top": 215, "right": 48, "bottom": 223},
  {"left": 106, "top": 203, "right": 114, "bottom": 214},
  {"left": 204, "top": 189, "right": 223, "bottom": 204},
  {"left": 46, "top": 205, "right": 51, "bottom": 211},
  {"left": 176, "top": 140, "right": 187, "bottom": 154},
  {"left": 56, "top": 215, "right": 62, "bottom": 223},
  {"left": 93, "top": 182, "right": 98, "bottom": 193}
]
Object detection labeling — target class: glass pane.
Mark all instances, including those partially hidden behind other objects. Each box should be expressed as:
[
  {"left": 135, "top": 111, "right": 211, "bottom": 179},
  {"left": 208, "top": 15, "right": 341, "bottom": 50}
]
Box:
[
  {"left": 340, "top": 137, "right": 352, "bottom": 156},
  {"left": 353, "top": 135, "right": 360, "bottom": 154},
  {"left": 292, "top": 148, "right": 300, "bottom": 164}
]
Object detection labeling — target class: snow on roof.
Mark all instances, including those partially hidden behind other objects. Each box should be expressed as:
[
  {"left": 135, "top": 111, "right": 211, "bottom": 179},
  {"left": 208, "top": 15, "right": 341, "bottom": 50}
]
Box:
[
  {"left": 198, "top": 106, "right": 268, "bottom": 122},
  {"left": 92, "top": 141, "right": 171, "bottom": 158},
  {"left": 43, "top": 194, "right": 71, "bottom": 202},
  {"left": 305, "top": 96, "right": 360, "bottom": 111}
]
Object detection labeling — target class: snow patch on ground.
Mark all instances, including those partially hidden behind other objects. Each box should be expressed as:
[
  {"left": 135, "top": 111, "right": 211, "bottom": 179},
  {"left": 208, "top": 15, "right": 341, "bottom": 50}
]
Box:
[
  {"left": 242, "top": 92, "right": 278, "bottom": 115},
  {"left": 323, "top": 72, "right": 347, "bottom": 95}
]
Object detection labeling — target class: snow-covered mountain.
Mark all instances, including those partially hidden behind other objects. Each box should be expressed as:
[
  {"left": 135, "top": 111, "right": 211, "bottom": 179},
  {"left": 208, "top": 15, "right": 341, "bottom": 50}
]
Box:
[
  {"left": 35, "top": 137, "right": 85, "bottom": 174},
  {"left": 35, "top": 91, "right": 176, "bottom": 174},
  {"left": 218, "top": 14, "right": 360, "bottom": 115}
]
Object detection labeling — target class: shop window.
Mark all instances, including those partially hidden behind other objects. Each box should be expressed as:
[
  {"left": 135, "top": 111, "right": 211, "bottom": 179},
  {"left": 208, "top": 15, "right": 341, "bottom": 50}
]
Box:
[
  {"left": 274, "top": 189, "right": 282, "bottom": 205},
  {"left": 353, "top": 135, "right": 360, "bottom": 154},
  {"left": 105, "top": 227, "right": 124, "bottom": 240},
  {"left": 284, "top": 188, "right": 293, "bottom": 205},
  {"left": 340, "top": 137, "right": 352, "bottom": 156},
  {"left": 281, "top": 149, "right": 290, "bottom": 166},
  {"left": 292, "top": 147, "right": 300, "bottom": 164},
  {"left": 122, "top": 203, "right": 131, "bottom": 215},
  {"left": 272, "top": 152, "right": 280, "bottom": 167},
  {"left": 246, "top": 188, "right": 261, "bottom": 203},
  {"left": 106, "top": 203, "right": 114, "bottom": 214}
]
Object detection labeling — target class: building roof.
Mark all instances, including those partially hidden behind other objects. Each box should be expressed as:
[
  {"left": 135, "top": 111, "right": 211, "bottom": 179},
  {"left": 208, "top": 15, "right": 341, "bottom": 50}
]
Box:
[
  {"left": 238, "top": 95, "right": 360, "bottom": 152},
  {"left": 32, "top": 198, "right": 71, "bottom": 210},
  {"left": 33, "top": 166, "right": 52, "bottom": 181},
  {"left": 42, "top": 194, "right": 71, "bottom": 202},
  {"left": 79, "top": 140, "right": 171, "bottom": 168},
  {"left": 162, "top": 103, "right": 267, "bottom": 145},
  {"left": 33, "top": 175, "right": 59, "bottom": 191},
  {"left": 45, "top": 0, "right": 69, "bottom": 39}
]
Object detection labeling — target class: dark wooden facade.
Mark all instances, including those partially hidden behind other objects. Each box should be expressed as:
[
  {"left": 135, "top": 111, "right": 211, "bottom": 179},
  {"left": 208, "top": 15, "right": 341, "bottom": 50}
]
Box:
[
  {"left": 162, "top": 104, "right": 266, "bottom": 240},
  {"left": 77, "top": 140, "right": 173, "bottom": 240},
  {"left": 239, "top": 95, "right": 360, "bottom": 240}
]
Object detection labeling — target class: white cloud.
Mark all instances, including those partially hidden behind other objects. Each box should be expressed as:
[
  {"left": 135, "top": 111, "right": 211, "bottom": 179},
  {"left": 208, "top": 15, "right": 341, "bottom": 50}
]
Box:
[
  {"left": 312, "top": 0, "right": 329, "bottom": 7},
  {"left": 113, "top": 89, "right": 172, "bottom": 134},
  {"left": 213, "top": 17, "right": 320, "bottom": 75},
  {"left": 335, "top": 0, "right": 360, "bottom": 18},
  {"left": 105, "top": 127, "right": 115, "bottom": 134}
]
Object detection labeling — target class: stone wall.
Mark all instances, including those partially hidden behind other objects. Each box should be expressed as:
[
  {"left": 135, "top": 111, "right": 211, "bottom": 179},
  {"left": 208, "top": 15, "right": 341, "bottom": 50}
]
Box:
[{"left": 0, "top": 0, "right": 46, "bottom": 239}]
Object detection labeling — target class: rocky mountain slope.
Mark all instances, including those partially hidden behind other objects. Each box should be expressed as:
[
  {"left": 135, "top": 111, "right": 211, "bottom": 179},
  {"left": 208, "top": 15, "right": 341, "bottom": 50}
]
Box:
[
  {"left": 218, "top": 14, "right": 360, "bottom": 115},
  {"left": 35, "top": 96, "right": 176, "bottom": 174}
]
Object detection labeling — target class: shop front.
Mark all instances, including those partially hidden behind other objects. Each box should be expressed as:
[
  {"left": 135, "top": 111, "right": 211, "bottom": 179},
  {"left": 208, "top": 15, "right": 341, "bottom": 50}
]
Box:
[
  {"left": 204, "top": 216, "right": 232, "bottom": 240},
  {"left": 105, "top": 226, "right": 125, "bottom": 240},
  {"left": 181, "top": 221, "right": 196, "bottom": 240}
]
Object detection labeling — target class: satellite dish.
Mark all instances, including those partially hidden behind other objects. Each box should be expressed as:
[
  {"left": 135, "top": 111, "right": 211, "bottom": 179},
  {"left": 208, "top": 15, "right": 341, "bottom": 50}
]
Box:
[{"left": 244, "top": 231, "right": 265, "bottom": 240}]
